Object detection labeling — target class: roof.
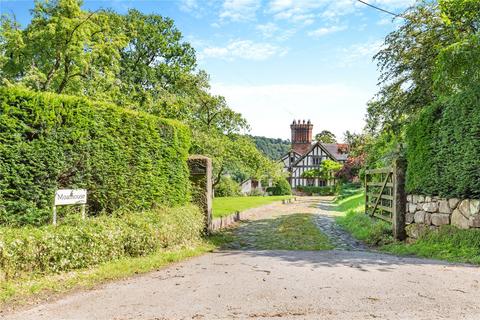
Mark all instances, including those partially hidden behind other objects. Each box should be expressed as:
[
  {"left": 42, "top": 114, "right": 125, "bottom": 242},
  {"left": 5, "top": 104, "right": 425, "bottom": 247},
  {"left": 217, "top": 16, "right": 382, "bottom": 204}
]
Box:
[
  {"left": 321, "top": 143, "right": 348, "bottom": 161},
  {"left": 289, "top": 142, "right": 349, "bottom": 167},
  {"left": 279, "top": 150, "right": 302, "bottom": 161}
]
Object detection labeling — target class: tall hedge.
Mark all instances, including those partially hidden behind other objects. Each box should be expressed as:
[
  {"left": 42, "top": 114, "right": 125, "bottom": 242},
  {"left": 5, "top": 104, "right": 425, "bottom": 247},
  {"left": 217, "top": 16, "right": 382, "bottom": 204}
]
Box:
[
  {"left": 0, "top": 87, "right": 191, "bottom": 226},
  {"left": 406, "top": 87, "right": 480, "bottom": 198}
]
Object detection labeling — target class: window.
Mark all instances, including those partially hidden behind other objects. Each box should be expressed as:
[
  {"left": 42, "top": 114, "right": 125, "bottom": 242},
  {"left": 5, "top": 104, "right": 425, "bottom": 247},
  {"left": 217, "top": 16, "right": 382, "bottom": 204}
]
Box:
[
  {"left": 312, "top": 156, "right": 321, "bottom": 165},
  {"left": 290, "top": 157, "right": 295, "bottom": 163}
]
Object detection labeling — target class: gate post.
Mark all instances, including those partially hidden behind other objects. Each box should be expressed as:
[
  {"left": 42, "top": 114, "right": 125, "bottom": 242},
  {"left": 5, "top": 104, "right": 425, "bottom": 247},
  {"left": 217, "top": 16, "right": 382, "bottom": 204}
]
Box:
[
  {"left": 188, "top": 155, "right": 213, "bottom": 234},
  {"left": 392, "top": 157, "right": 407, "bottom": 240}
]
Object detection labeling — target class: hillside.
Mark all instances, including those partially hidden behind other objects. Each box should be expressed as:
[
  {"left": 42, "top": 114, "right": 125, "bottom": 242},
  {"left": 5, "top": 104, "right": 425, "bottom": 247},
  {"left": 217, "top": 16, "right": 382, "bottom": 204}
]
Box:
[{"left": 250, "top": 136, "right": 291, "bottom": 160}]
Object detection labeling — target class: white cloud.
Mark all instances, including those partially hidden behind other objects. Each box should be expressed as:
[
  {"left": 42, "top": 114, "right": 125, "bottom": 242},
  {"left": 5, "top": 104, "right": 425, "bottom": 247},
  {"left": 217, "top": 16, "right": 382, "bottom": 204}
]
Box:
[
  {"left": 268, "top": 0, "right": 326, "bottom": 23},
  {"left": 266, "top": 0, "right": 414, "bottom": 22},
  {"left": 373, "top": 0, "right": 416, "bottom": 9},
  {"left": 179, "top": 0, "right": 198, "bottom": 12},
  {"left": 219, "top": 0, "right": 261, "bottom": 22},
  {"left": 256, "top": 23, "right": 279, "bottom": 38},
  {"left": 308, "top": 25, "right": 347, "bottom": 37},
  {"left": 200, "top": 40, "right": 288, "bottom": 61},
  {"left": 341, "top": 39, "right": 384, "bottom": 66},
  {"left": 211, "top": 83, "right": 371, "bottom": 140}
]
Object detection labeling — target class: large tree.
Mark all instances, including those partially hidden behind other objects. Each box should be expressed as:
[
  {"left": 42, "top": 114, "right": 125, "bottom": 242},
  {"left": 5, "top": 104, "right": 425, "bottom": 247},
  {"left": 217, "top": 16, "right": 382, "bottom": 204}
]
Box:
[
  {"left": 364, "top": 0, "right": 480, "bottom": 166},
  {"left": 315, "top": 130, "right": 336, "bottom": 144},
  {"left": 0, "top": 0, "right": 125, "bottom": 97}
]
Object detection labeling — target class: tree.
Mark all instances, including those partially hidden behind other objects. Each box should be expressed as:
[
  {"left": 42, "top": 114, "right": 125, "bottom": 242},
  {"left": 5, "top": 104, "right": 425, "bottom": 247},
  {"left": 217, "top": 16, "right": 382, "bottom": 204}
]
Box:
[
  {"left": 115, "top": 9, "right": 198, "bottom": 109},
  {"left": 315, "top": 130, "right": 336, "bottom": 143},
  {"left": 301, "top": 160, "right": 342, "bottom": 182},
  {"left": 191, "top": 131, "right": 283, "bottom": 187},
  {"left": 0, "top": 0, "right": 125, "bottom": 97}
]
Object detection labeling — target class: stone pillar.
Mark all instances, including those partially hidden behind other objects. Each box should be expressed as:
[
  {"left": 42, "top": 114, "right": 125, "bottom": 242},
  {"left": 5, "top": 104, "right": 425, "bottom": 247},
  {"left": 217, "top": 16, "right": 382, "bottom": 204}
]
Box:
[
  {"left": 392, "top": 157, "right": 407, "bottom": 240},
  {"left": 188, "top": 155, "right": 212, "bottom": 234}
]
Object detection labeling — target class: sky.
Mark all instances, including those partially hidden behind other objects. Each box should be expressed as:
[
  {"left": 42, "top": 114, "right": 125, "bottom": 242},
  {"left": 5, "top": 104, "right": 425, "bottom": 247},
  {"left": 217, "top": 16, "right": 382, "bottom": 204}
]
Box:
[{"left": 0, "top": 0, "right": 415, "bottom": 141}]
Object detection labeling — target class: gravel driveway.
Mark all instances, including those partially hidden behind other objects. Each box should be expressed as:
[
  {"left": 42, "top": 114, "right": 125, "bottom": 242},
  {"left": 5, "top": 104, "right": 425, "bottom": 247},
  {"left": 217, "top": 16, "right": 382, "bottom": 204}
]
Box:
[{"left": 3, "top": 198, "right": 480, "bottom": 320}]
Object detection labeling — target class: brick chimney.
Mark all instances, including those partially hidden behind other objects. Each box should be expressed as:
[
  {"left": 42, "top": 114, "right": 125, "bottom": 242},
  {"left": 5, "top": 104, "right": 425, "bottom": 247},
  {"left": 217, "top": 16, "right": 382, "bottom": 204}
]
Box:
[{"left": 290, "top": 119, "right": 313, "bottom": 155}]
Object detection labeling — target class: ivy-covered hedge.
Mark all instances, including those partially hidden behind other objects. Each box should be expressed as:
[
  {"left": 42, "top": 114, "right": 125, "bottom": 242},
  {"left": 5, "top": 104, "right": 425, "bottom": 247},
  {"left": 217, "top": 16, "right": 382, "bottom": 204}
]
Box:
[
  {"left": 0, "top": 205, "right": 204, "bottom": 279},
  {"left": 406, "top": 87, "right": 480, "bottom": 198},
  {"left": 0, "top": 87, "right": 191, "bottom": 226}
]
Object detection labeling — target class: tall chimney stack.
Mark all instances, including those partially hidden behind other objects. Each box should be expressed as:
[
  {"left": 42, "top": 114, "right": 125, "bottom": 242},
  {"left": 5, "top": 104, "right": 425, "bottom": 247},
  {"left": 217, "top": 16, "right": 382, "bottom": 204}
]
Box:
[{"left": 290, "top": 119, "right": 313, "bottom": 155}]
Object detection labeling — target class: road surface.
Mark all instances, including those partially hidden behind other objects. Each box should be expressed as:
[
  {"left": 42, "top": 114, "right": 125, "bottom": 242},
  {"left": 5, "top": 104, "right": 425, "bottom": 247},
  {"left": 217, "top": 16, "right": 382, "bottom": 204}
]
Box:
[{"left": 3, "top": 198, "right": 480, "bottom": 319}]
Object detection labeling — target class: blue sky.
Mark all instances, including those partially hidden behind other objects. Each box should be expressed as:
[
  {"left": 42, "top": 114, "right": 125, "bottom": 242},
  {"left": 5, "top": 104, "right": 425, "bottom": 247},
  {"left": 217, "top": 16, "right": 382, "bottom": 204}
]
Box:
[{"left": 0, "top": 0, "right": 415, "bottom": 140}]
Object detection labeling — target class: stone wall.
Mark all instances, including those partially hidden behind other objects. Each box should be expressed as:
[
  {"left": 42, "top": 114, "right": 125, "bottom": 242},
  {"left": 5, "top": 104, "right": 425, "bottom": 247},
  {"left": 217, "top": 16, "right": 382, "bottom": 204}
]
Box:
[{"left": 406, "top": 195, "right": 480, "bottom": 238}]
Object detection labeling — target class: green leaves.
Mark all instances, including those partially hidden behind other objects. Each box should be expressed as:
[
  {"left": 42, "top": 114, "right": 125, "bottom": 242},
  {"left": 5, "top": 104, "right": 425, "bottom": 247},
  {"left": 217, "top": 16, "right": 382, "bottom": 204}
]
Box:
[
  {"left": 0, "top": 87, "right": 191, "bottom": 226},
  {"left": 406, "top": 87, "right": 480, "bottom": 198},
  {"left": 0, "top": 205, "right": 203, "bottom": 279}
]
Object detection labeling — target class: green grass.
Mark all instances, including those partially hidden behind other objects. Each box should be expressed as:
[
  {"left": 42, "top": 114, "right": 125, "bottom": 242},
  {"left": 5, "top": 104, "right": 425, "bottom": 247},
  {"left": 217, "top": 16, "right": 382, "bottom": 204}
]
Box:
[
  {"left": 335, "top": 188, "right": 393, "bottom": 246},
  {"left": 212, "top": 195, "right": 292, "bottom": 218},
  {"left": 383, "top": 226, "right": 480, "bottom": 265},
  {"left": 0, "top": 240, "right": 218, "bottom": 307},
  {"left": 216, "top": 213, "right": 333, "bottom": 250},
  {"left": 334, "top": 186, "right": 480, "bottom": 265}
]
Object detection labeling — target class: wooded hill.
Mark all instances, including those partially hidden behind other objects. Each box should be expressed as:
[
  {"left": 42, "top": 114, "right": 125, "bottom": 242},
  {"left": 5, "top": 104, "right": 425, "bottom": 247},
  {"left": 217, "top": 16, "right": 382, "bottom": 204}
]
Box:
[{"left": 250, "top": 136, "right": 291, "bottom": 160}]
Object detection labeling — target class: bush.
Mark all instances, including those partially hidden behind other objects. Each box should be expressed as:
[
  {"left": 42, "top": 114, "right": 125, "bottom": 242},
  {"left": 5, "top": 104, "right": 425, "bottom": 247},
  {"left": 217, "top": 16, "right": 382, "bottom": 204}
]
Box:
[
  {"left": 296, "top": 185, "right": 335, "bottom": 196},
  {"left": 266, "top": 178, "right": 292, "bottom": 196},
  {"left": 0, "top": 205, "right": 204, "bottom": 279},
  {"left": 406, "top": 87, "right": 480, "bottom": 198},
  {"left": 214, "top": 176, "right": 241, "bottom": 197},
  {"left": 0, "top": 87, "right": 191, "bottom": 226}
]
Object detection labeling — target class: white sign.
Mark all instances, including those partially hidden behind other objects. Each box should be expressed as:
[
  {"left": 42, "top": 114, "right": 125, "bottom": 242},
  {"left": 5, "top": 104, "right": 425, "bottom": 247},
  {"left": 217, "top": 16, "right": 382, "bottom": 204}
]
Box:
[{"left": 54, "top": 189, "right": 87, "bottom": 206}]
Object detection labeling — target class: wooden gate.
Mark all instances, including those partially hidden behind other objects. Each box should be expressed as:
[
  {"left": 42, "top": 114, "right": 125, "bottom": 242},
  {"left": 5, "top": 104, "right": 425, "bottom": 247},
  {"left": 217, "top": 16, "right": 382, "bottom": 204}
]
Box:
[{"left": 364, "top": 158, "right": 406, "bottom": 240}]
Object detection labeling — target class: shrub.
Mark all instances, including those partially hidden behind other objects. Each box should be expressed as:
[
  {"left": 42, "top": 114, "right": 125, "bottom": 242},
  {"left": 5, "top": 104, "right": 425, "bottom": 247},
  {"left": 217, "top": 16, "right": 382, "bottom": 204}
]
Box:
[
  {"left": 248, "top": 188, "right": 265, "bottom": 196},
  {"left": 0, "top": 87, "right": 191, "bottom": 226},
  {"left": 214, "top": 176, "right": 241, "bottom": 197},
  {"left": 266, "top": 178, "right": 292, "bottom": 196},
  {"left": 406, "top": 87, "right": 480, "bottom": 198},
  {"left": 296, "top": 185, "right": 335, "bottom": 196},
  {"left": 0, "top": 205, "right": 204, "bottom": 279}
]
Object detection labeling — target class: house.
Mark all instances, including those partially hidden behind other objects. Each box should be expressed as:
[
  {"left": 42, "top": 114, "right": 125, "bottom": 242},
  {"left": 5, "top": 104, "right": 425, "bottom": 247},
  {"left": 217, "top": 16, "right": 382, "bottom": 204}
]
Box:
[
  {"left": 240, "top": 178, "right": 272, "bottom": 195},
  {"left": 280, "top": 120, "right": 348, "bottom": 189}
]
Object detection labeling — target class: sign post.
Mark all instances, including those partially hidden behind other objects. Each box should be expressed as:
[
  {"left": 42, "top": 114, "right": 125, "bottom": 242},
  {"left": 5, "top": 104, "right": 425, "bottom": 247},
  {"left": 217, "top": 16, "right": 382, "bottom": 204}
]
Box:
[{"left": 53, "top": 189, "right": 87, "bottom": 225}]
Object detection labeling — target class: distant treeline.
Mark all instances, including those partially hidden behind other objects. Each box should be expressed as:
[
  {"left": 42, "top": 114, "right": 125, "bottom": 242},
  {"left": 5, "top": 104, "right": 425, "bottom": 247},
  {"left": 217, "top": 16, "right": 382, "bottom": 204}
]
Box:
[{"left": 250, "top": 136, "right": 291, "bottom": 160}]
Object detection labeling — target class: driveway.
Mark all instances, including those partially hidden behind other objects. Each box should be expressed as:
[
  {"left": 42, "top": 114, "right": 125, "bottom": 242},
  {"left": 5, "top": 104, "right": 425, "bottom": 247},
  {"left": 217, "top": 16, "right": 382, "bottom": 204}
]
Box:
[{"left": 3, "top": 198, "right": 480, "bottom": 320}]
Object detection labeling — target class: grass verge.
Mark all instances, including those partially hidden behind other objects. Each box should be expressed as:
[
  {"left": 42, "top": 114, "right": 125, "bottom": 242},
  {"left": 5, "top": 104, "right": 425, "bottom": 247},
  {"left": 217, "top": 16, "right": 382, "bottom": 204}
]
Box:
[
  {"left": 216, "top": 213, "right": 333, "bottom": 250},
  {"left": 335, "top": 190, "right": 393, "bottom": 246},
  {"left": 383, "top": 226, "right": 480, "bottom": 265},
  {"left": 0, "top": 241, "right": 217, "bottom": 308},
  {"left": 213, "top": 195, "right": 292, "bottom": 218},
  {"left": 334, "top": 186, "right": 480, "bottom": 265}
]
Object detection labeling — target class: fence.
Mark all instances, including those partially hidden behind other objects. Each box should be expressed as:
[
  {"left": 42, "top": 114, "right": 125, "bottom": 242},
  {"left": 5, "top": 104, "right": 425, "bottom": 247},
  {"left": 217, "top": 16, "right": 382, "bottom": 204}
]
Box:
[{"left": 365, "top": 158, "right": 406, "bottom": 240}]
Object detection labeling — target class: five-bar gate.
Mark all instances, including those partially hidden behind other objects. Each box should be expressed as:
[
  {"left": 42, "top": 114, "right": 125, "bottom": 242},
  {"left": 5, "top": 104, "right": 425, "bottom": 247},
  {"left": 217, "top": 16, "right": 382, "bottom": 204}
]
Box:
[{"left": 364, "top": 158, "right": 407, "bottom": 240}]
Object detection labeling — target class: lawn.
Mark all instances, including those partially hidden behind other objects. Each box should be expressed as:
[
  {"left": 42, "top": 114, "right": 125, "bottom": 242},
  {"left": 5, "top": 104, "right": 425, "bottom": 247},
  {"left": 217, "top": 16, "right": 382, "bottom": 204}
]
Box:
[
  {"left": 212, "top": 195, "right": 292, "bottom": 218},
  {"left": 214, "top": 213, "right": 333, "bottom": 250}
]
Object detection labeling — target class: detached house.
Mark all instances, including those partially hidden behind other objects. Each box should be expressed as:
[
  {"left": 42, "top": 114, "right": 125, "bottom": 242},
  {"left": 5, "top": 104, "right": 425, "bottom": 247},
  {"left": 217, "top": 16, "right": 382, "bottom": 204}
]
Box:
[{"left": 280, "top": 120, "right": 348, "bottom": 189}]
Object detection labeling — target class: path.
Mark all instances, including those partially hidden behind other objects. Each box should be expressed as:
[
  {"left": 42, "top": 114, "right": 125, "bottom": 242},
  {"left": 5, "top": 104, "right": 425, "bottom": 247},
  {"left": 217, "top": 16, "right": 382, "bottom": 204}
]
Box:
[
  {"left": 313, "top": 198, "right": 367, "bottom": 251},
  {"left": 3, "top": 197, "right": 480, "bottom": 320}
]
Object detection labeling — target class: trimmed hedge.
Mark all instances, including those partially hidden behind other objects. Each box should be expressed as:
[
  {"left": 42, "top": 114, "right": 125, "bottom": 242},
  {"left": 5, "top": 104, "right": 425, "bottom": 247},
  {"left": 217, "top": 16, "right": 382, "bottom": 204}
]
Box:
[
  {"left": 296, "top": 185, "right": 335, "bottom": 196},
  {"left": 406, "top": 87, "right": 480, "bottom": 198},
  {"left": 0, "top": 87, "right": 191, "bottom": 226},
  {"left": 0, "top": 205, "right": 204, "bottom": 279}
]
